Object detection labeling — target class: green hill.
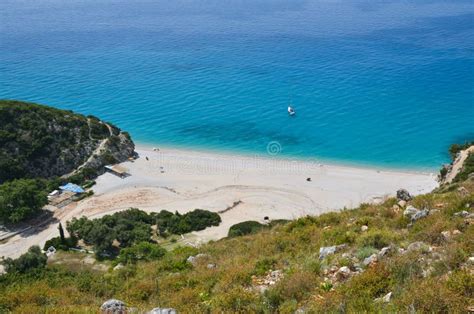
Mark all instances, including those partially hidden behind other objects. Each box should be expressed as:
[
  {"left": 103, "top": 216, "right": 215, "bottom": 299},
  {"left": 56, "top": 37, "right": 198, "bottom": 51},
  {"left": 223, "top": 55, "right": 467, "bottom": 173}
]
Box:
[{"left": 0, "top": 100, "right": 135, "bottom": 183}]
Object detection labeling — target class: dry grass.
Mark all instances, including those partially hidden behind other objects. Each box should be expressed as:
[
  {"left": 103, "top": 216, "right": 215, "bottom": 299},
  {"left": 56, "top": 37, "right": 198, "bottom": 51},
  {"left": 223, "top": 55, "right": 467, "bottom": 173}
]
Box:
[{"left": 1, "top": 179, "right": 473, "bottom": 313}]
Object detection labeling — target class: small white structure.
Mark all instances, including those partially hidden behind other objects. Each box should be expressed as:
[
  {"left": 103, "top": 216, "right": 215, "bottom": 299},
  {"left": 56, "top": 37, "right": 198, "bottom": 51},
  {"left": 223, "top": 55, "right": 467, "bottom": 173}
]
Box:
[
  {"left": 48, "top": 190, "right": 60, "bottom": 199},
  {"left": 46, "top": 246, "right": 56, "bottom": 257},
  {"left": 105, "top": 165, "right": 129, "bottom": 178}
]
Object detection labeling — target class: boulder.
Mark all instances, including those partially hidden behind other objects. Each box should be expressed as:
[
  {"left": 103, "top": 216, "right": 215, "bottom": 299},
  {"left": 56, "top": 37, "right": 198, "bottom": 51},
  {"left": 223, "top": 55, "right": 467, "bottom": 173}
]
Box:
[
  {"left": 101, "top": 299, "right": 127, "bottom": 314},
  {"left": 363, "top": 254, "right": 378, "bottom": 266},
  {"left": 319, "top": 246, "right": 337, "bottom": 259},
  {"left": 396, "top": 189, "right": 412, "bottom": 201},
  {"left": 407, "top": 242, "right": 431, "bottom": 252},
  {"left": 186, "top": 253, "right": 207, "bottom": 265},
  {"left": 454, "top": 210, "right": 470, "bottom": 217},
  {"left": 207, "top": 263, "right": 217, "bottom": 269},
  {"left": 113, "top": 263, "right": 124, "bottom": 271},
  {"left": 404, "top": 206, "right": 429, "bottom": 221},
  {"left": 441, "top": 231, "right": 451, "bottom": 241},
  {"left": 397, "top": 200, "right": 407, "bottom": 208},
  {"left": 335, "top": 266, "right": 351, "bottom": 281},
  {"left": 452, "top": 229, "right": 462, "bottom": 236},
  {"left": 403, "top": 205, "right": 419, "bottom": 218},
  {"left": 411, "top": 209, "right": 429, "bottom": 221},
  {"left": 375, "top": 292, "right": 392, "bottom": 303},
  {"left": 319, "top": 244, "right": 346, "bottom": 260},
  {"left": 148, "top": 308, "right": 177, "bottom": 314},
  {"left": 378, "top": 247, "right": 391, "bottom": 258}
]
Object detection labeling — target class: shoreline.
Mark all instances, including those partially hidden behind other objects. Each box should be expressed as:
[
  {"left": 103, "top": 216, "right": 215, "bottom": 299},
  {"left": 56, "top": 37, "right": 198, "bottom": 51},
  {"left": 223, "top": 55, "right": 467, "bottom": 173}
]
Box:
[
  {"left": 135, "top": 142, "right": 439, "bottom": 176},
  {"left": 0, "top": 144, "right": 439, "bottom": 260}
]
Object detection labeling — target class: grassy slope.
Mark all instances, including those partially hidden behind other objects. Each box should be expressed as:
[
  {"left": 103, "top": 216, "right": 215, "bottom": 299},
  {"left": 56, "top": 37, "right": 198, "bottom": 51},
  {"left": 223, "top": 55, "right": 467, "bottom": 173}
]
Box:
[{"left": 0, "top": 177, "right": 472, "bottom": 313}]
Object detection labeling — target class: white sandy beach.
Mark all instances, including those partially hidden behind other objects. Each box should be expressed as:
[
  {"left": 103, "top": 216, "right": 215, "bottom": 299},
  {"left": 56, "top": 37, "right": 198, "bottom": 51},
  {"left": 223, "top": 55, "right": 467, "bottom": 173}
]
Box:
[{"left": 0, "top": 146, "right": 438, "bottom": 260}]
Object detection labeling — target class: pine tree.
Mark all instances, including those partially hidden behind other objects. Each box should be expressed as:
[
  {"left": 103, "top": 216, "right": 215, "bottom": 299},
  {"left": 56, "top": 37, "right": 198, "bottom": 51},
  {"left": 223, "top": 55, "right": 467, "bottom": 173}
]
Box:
[{"left": 58, "top": 223, "right": 65, "bottom": 242}]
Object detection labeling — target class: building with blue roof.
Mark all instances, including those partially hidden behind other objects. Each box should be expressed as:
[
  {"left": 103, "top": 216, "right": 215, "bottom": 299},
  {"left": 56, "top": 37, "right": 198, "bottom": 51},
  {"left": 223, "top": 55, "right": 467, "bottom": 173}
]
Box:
[{"left": 59, "top": 183, "right": 85, "bottom": 194}]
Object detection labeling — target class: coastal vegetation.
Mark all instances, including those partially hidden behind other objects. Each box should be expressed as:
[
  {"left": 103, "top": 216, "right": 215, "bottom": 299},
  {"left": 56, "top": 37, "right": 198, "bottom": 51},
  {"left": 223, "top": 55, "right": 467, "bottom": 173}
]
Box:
[
  {"left": 0, "top": 160, "right": 472, "bottom": 312},
  {"left": 0, "top": 100, "right": 135, "bottom": 223},
  {"left": 63, "top": 208, "right": 221, "bottom": 257},
  {"left": 0, "top": 179, "right": 49, "bottom": 223},
  {"left": 228, "top": 220, "right": 289, "bottom": 237},
  {"left": 154, "top": 209, "right": 221, "bottom": 236},
  {"left": 454, "top": 153, "right": 474, "bottom": 183},
  {"left": 439, "top": 141, "right": 474, "bottom": 182},
  {"left": 0, "top": 246, "right": 47, "bottom": 275}
]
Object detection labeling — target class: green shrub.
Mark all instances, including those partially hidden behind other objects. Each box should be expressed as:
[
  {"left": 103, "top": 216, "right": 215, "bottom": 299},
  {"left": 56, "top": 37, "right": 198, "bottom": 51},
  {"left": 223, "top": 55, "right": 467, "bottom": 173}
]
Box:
[
  {"left": 356, "top": 246, "right": 378, "bottom": 260},
  {"left": 0, "top": 179, "right": 48, "bottom": 223},
  {"left": 446, "top": 270, "right": 474, "bottom": 297},
  {"left": 1, "top": 246, "right": 47, "bottom": 274},
  {"left": 228, "top": 221, "right": 266, "bottom": 237},
  {"left": 117, "top": 242, "right": 166, "bottom": 264},
  {"left": 254, "top": 258, "right": 276, "bottom": 276},
  {"left": 322, "top": 226, "right": 356, "bottom": 245},
  {"left": 264, "top": 288, "right": 283, "bottom": 310},
  {"left": 155, "top": 209, "right": 221, "bottom": 235},
  {"left": 43, "top": 236, "right": 78, "bottom": 251},
  {"left": 357, "top": 230, "right": 397, "bottom": 249},
  {"left": 397, "top": 278, "right": 468, "bottom": 313}
]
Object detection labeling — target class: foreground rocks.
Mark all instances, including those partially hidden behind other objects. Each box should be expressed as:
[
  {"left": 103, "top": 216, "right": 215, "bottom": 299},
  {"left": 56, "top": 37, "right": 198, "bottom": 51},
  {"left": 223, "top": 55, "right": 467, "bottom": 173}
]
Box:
[
  {"left": 186, "top": 253, "right": 208, "bottom": 265},
  {"left": 319, "top": 244, "right": 347, "bottom": 260},
  {"left": 396, "top": 189, "right": 412, "bottom": 202},
  {"left": 148, "top": 308, "right": 177, "bottom": 314},
  {"left": 101, "top": 299, "right": 127, "bottom": 314},
  {"left": 251, "top": 269, "right": 284, "bottom": 293},
  {"left": 403, "top": 206, "right": 429, "bottom": 222},
  {"left": 100, "top": 300, "right": 177, "bottom": 314}
]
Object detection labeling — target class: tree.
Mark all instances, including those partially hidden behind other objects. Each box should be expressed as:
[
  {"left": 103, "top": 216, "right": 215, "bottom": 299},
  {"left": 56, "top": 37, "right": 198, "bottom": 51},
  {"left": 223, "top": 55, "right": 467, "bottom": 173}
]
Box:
[
  {"left": 0, "top": 179, "right": 48, "bottom": 223},
  {"left": 1, "top": 245, "right": 47, "bottom": 274},
  {"left": 58, "top": 223, "right": 65, "bottom": 242}
]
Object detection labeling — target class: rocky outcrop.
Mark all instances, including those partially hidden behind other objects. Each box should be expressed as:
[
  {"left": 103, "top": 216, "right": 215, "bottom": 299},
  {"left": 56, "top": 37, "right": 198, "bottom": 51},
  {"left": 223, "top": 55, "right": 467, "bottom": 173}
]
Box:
[
  {"left": 396, "top": 189, "right": 412, "bottom": 202},
  {"left": 148, "top": 308, "right": 177, "bottom": 314},
  {"left": 319, "top": 244, "right": 347, "bottom": 260},
  {"left": 403, "top": 205, "right": 429, "bottom": 222},
  {"left": 100, "top": 299, "right": 177, "bottom": 314},
  {"left": 72, "top": 130, "right": 135, "bottom": 178},
  {"left": 100, "top": 299, "right": 127, "bottom": 314}
]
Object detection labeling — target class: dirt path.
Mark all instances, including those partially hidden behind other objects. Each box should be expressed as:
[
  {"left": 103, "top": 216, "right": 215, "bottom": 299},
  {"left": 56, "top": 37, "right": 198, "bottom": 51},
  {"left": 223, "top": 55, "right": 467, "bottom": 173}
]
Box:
[{"left": 444, "top": 145, "right": 474, "bottom": 184}]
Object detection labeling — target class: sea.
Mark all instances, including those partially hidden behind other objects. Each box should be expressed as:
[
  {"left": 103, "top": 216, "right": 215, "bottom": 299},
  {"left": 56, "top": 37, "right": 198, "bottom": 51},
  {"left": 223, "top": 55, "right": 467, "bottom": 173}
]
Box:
[{"left": 1, "top": 0, "right": 473, "bottom": 171}]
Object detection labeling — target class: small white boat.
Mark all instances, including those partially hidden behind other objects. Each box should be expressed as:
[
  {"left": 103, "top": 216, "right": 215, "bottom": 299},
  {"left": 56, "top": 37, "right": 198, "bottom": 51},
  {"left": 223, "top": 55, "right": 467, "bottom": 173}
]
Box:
[{"left": 288, "top": 106, "right": 296, "bottom": 116}]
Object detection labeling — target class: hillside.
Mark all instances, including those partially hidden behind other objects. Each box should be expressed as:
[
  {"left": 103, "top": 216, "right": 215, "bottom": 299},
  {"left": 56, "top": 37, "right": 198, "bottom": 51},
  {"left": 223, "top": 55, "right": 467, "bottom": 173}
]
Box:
[
  {"left": 0, "top": 100, "right": 135, "bottom": 183},
  {"left": 0, "top": 152, "right": 472, "bottom": 312}
]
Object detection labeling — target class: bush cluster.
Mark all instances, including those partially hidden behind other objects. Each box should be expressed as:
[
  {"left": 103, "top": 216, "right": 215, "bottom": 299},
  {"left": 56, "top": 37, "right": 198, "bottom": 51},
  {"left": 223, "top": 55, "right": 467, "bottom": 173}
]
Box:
[
  {"left": 66, "top": 208, "right": 221, "bottom": 256},
  {"left": 0, "top": 246, "right": 47, "bottom": 274},
  {"left": 0, "top": 179, "right": 48, "bottom": 223},
  {"left": 154, "top": 209, "right": 221, "bottom": 236},
  {"left": 228, "top": 221, "right": 266, "bottom": 237}
]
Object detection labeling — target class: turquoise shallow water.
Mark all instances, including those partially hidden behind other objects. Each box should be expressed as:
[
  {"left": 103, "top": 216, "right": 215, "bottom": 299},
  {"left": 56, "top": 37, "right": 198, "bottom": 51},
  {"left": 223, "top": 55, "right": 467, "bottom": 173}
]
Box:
[{"left": 1, "top": 0, "right": 473, "bottom": 170}]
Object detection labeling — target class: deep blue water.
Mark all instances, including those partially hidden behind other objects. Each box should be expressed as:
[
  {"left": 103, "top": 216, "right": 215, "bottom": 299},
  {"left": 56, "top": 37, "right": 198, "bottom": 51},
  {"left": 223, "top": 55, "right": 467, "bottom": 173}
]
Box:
[{"left": 1, "top": 0, "right": 473, "bottom": 170}]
